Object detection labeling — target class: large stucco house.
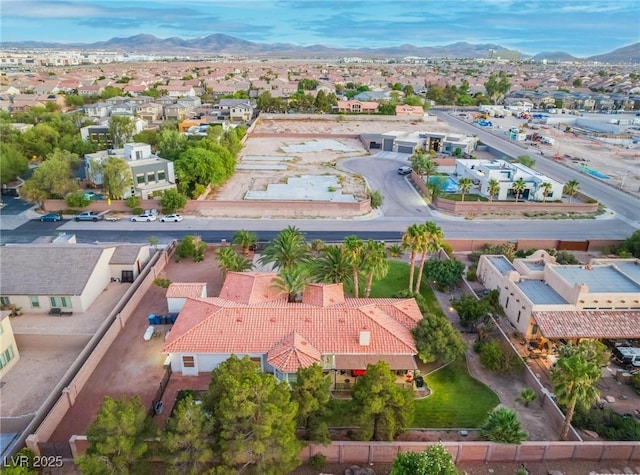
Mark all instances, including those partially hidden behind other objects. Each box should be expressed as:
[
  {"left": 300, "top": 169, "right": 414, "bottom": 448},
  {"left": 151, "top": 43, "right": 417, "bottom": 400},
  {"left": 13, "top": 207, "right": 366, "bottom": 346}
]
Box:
[
  {"left": 477, "top": 250, "right": 640, "bottom": 342},
  {"left": 455, "top": 159, "right": 564, "bottom": 202},
  {"left": 162, "top": 272, "right": 423, "bottom": 381},
  {"left": 0, "top": 240, "right": 150, "bottom": 314},
  {"left": 85, "top": 143, "right": 176, "bottom": 199}
]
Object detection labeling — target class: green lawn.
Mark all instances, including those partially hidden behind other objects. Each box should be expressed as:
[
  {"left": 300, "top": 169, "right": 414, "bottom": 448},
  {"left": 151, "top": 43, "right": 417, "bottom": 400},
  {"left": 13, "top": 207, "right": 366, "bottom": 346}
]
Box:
[
  {"left": 368, "top": 260, "right": 444, "bottom": 317},
  {"left": 328, "top": 261, "right": 499, "bottom": 428},
  {"left": 441, "top": 193, "right": 489, "bottom": 202},
  {"left": 414, "top": 358, "right": 499, "bottom": 428}
]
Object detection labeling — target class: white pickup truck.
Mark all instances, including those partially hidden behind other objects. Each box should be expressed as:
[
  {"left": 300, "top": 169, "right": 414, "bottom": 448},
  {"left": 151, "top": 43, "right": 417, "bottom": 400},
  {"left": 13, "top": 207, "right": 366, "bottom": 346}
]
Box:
[{"left": 74, "top": 210, "right": 108, "bottom": 222}]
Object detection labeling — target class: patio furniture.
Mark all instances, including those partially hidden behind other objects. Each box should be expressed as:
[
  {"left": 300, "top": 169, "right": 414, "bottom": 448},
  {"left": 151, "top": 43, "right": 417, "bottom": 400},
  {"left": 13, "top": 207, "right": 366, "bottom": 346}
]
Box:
[{"left": 49, "top": 308, "right": 61, "bottom": 315}]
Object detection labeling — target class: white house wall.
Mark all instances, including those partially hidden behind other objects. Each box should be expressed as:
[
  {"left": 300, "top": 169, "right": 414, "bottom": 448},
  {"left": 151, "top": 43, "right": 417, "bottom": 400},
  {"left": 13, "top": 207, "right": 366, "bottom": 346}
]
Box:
[{"left": 78, "top": 249, "right": 115, "bottom": 313}]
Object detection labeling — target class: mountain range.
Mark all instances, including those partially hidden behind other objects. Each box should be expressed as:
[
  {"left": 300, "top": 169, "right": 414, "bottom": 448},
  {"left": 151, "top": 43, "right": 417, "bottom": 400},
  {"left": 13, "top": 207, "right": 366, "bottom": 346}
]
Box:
[{"left": 2, "top": 34, "right": 639, "bottom": 63}]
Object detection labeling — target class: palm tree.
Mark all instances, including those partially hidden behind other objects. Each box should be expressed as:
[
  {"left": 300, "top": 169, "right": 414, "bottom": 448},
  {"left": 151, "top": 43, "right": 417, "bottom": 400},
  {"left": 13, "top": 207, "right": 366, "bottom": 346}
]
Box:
[
  {"left": 216, "top": 247, "right": 253, "bottom": 277},
  {"left": 422, "top": 159, "right": 438, "bottom": 185},
  {"left": 271, "top": 265, "right": 310, "bottom": 302},
  {"left": 487, "top": 178, "right": 500, "bottom": 202},
  {"left": 342, "top": 235, "right": 364, "bottom": 296},
  {"left": 551, "top": 353, "right": 600, "bottom": 440},
  {"left": 258, "top": 225, "right": 309, "bottom": 271},
  {"left": 386, "top": 243, "right": 403, "bottom": 258},
  {"left": 231, "top": 229, "right": 257, "bottom": 256},
  {"left": 311, "top": 245, "right": 351, "bottom": 284},
  {"left": 401, "top": 223, "right": 424, "bottom": 293},
  {"left": 309, "top": 239, "right": 325, "bottom": 256},
  {"left": 457, "top": 177, "right": 473, "bottom": 202},
  {"left": 512, "top": 177, "right": 527, "bottom": 202},
  {"left": 563, "top": 179, "right": 580, "bottom": 203},
  {"left": 479, "top": 407, "right": 528, "bottom": 444},
  {"left": 515, "top": 388, "right": 538, "bottom": 407},
  {"left": 409, "top": 151, "right": 428, "bottom": 175},
  {"left": 414, "top": 222, "right": 444, "bottom": 292},
  {"left": 540, "top": 182, "right": 553, "bottom": 202},
  {"left": 361, "top": 240, "right": 389, "bottom": 298}
]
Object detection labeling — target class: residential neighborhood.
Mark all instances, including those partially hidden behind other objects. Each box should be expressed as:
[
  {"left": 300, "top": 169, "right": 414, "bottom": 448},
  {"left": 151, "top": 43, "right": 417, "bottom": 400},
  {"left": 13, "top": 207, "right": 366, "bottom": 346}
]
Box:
[{"left": 1, "top": 38, "right": 640, "bottom": 475}]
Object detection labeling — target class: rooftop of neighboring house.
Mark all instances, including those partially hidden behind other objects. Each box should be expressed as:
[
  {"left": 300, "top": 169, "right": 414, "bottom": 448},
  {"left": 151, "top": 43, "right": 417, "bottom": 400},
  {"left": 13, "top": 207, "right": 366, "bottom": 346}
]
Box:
[
  {"left": 486, "top": 255, "right": 517, "bottom": 275},
  {"left": 552, "top": 264, "right": 640, "bottom": 293},
  {"left": 0, "top": 244, "right": 113, "bottom": 295},
  {"left": 516, "top": 280, "right": 568, "bottom": 305}
]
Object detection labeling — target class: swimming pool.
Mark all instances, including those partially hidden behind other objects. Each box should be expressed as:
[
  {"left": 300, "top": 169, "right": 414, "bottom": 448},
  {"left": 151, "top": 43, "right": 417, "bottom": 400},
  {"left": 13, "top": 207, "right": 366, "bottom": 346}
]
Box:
[
  {"left": 578, "top": 166, "right": 610, "bottom": 179},
  {"left": 429, "top": 176, "right": 459, "bottom": 192}
]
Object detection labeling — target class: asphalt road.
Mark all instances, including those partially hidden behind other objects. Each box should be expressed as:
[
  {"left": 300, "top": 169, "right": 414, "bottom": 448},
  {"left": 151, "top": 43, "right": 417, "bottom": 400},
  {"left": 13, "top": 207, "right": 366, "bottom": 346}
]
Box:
[
  {"left": 1, "top": 213, "right": 635, "bottom": 246},
  {"left": 431, "top": 110, "right": 640, "bottom": 225}
]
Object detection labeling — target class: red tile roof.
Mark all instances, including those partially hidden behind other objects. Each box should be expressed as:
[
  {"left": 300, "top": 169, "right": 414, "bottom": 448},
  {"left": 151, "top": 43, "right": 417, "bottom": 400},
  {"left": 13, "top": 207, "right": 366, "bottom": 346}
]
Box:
[
  {"left": 218, "top": 272, "right": 286, "bottom": 304},
  {"left": 533, "top": 310, "right": 640, "bottom": 339},
  {"left": 163, "top": 273, "right": 422, "bottom": 372},
  {"left": 267, "top": 331, "right": 322, "bottom": 372},
  {"left": 302, "top": 282, "right": 345, "bottom": 307},
  {"left": 166, "top": 283, "right": 207, "bottom": 299}
]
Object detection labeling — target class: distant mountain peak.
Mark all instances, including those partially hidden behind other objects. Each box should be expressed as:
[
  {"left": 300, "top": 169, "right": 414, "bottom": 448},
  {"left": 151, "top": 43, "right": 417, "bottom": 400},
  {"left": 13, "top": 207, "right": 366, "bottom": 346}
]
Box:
[{"left": 0, "top": 34, "right": 637, "bottom": 63}]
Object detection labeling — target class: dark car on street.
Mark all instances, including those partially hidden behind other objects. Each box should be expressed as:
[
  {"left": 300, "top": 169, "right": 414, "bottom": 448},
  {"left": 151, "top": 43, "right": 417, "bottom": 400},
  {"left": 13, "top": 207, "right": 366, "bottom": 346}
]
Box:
[{"left": 39, "top": 213, "right": 63, "bottom": 222}]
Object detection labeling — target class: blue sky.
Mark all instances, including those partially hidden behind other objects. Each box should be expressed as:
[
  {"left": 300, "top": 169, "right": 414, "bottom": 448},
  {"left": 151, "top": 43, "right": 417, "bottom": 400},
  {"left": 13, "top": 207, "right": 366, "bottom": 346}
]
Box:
[{"left": 1, "top": 0, "right": 638, "bottom": 56}]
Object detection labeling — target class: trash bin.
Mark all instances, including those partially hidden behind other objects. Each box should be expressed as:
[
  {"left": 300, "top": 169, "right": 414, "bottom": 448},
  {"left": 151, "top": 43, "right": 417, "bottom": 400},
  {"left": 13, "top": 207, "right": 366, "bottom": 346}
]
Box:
[
  {"left": 415, "top": 376, "right": 425, "bottom": 388},
  {"left": 148, "top": 314, "right": 157, "bottom": 325}
]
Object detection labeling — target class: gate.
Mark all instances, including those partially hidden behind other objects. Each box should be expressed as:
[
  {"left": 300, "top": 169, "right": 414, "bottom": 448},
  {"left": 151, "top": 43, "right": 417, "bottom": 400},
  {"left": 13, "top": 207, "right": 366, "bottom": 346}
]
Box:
[
  {"left": 557, "top": 240, "right": 589, "bottom": 251},
  {"left": 148, "top": 366, "right": 172, "bottom": 417}
]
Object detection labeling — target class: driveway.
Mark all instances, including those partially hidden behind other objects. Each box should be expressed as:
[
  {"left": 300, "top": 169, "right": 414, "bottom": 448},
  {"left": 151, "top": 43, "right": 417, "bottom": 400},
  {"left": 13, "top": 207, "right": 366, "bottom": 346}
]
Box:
[{"left": 341, "top": 154, "right": 432, "bottom": 218}]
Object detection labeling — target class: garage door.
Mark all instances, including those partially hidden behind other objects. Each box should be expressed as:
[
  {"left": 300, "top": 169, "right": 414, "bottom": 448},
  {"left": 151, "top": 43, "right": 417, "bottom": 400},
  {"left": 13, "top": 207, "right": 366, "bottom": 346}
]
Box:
[
  {"left": 397, "top": 145, "right": 414, "bottom": 154},
  {"left": 383, "top": 139, "right": 393, "bottom": 151}
]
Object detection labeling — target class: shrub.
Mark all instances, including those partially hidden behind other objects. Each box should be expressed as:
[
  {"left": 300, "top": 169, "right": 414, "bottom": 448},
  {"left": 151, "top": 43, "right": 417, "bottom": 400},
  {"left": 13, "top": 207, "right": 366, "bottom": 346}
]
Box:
[
  {"left": 192, "top": 183, "right": 206, "bottom": 199},
  {"left": 125, "top": 196, "right": 140, "bottom": 209},
  {"left": 65, "top": 192, "right": 91, "bottom": 208},
  {"left": 477, "top": 339, "right": 524, "bottom": 374},
  {"left": 309, "top": 454, "right": 326, "bottom": 469},
  {"left": 176, "top": 235, "right": 207, "bottom": 262},
  {"left": 572, "top": 406, "right": 640, "bottom": 441},
  {"left": 369, "top": 190, "right": 383, "bottom": 209},
  {"left": 132, "top": 207, "right": 143, "bottom": 215},
  {"left": 466, "top": 267, "right": 477, "bottom": 281},
  {"left": 153, "top": 277, "right": 172, "bottom": 288}
]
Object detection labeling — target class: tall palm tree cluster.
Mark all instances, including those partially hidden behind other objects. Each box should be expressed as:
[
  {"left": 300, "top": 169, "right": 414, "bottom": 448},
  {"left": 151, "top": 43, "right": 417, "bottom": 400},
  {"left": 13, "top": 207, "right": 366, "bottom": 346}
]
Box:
[
  {"left": 401, "top": 221, "right": 444, "bottom": 294},
  {"left": 216, "top": 226, "right": 392, "bottom": 301},
  {"left": 217, "top": 222, "right": 445, "bottom": 300}
]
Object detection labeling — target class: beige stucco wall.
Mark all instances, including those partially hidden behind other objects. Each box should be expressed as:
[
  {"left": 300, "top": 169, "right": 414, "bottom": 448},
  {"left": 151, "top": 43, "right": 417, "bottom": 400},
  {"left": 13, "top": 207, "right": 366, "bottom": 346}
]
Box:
[
  {"left": 0, "top": 313, "right": 20, "bottom": 378},
  {"left": 77, "top": 248, "right": 115, "bottom": 313}
]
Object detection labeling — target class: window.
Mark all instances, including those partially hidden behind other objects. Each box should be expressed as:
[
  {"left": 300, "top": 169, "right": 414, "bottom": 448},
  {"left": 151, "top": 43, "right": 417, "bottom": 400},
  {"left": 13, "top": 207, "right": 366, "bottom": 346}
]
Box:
[
  {"left": 157, "top": 170, "right": 166, "bottom": 181},
  {"left": 147, "top": 172, "right": 156, "bottom": 183},
  {"left": 49, "top": 297, "right": 72, "bottom": 308},
  {"left": 136, "top": 174, "right": 145, "bottom": 185},
  {"left": 0, "top": 297, "right": 10, "bottom": 307},
  {"left": 30, "top": 296, "right": 40, "bottom": 308},
  {"left": 250, "top": 357, "right": 262, "bottom": 366},
  {"left": 182, "top": 356, "right": 195, "bottom": 368},
  {"left": 517, "top": 310, "right": 521, "bottom": 323},
  {"left": 0, "top": 345, "right": 15, "bottom": 369},
  {"left": 135, "top": 150, "right": 143, "bottom": 160}
]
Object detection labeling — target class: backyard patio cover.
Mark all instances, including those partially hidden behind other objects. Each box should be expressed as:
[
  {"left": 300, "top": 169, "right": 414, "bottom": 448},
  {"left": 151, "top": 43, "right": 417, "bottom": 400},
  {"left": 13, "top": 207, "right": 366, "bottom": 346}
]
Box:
[
  {"left": 533, "top": 310, "right": 640, "bottom": 339},
  {"left": 335, "top": 354, "right": 417, "bottom": 371}
]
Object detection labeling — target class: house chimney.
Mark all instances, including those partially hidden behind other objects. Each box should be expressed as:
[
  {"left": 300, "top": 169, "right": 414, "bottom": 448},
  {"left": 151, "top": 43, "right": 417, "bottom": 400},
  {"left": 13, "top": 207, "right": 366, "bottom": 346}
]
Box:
[{"left": 359, "top": 330, "right": 371, "bottom": 346}]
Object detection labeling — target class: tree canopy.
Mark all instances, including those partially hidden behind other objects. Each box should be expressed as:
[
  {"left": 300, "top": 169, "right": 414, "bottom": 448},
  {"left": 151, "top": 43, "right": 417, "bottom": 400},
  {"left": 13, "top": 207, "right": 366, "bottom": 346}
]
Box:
[
  {"left": 412, "top": 311, "right": 466, "bottom": 363},
  {"left": 351, "top": 361, "right": 414, "bottom": 441},
  {"left": 76, "top": 395, "right": 156, "bottom": 474},
  {"left": 291, "top": 364, "right": 332, "bottom": 444},
  {"left": 204, "top": 355, "right": 303, "bottom": 474}
]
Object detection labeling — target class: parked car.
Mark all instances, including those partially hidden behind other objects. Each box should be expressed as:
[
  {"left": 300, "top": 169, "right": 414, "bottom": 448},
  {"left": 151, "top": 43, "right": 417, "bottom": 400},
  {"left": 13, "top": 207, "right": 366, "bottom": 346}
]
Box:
[
  {"left": 103, "top": 213, "right": 120, "bottom": 222},
  {"left": 397, "top": 166, "right": 412, "bottom": 175},
  {"left": 39, "top": 213, "right": 63, "bottom": 222},
  {"left": 160, "top": 214, "right": 183, "bottom": 222},
  {"left": 131, "top": 213, "right": 157, "bottom": 222},
  {"left": 611, "top": 347, "right": 640, "bottom": 370},
  {"left": 75, "top": 211, "right": 105, "bottom": 221}
]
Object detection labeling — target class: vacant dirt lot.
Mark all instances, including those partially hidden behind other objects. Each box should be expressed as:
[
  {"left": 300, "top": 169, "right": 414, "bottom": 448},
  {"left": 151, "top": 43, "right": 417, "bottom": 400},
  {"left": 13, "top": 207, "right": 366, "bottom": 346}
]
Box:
[{"left": 213, "top": 116, "right": 459, "bottom": 201}]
